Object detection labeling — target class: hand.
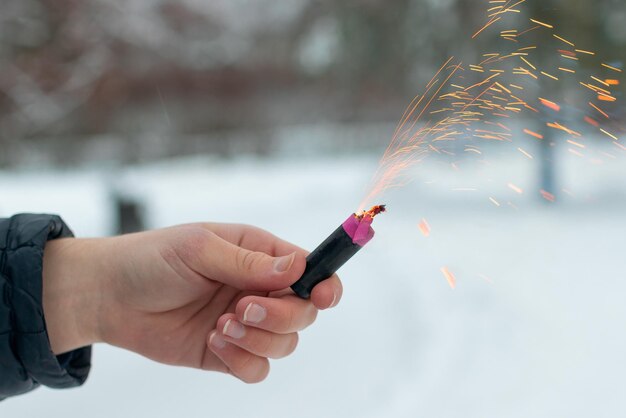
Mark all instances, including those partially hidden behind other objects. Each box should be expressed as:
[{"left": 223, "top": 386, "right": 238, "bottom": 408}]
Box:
[{"left": 42, "top": 223, "right": 343, "bottom": 383}]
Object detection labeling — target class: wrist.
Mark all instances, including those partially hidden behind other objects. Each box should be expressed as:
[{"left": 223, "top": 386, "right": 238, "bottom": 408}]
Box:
[{"left": 42, "top": 237, "right": 114, "bottom": 354}]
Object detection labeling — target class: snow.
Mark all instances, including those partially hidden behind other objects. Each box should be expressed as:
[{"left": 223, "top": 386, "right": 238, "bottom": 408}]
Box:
[{"left": 1, "top": 148, "right": 625, "bottom": 417}]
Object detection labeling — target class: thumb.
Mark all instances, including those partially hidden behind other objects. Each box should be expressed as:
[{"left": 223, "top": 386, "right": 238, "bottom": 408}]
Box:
[{"left": 194, "top": 232, "right": 306, "bottom": 291}]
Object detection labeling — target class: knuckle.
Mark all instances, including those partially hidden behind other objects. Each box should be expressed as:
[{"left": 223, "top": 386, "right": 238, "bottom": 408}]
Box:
[{"left": 236, "top": 248, "right": 263, "bottom": 273}]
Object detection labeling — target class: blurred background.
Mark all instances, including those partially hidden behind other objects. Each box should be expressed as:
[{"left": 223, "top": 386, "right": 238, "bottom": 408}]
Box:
[{"left": 1, "top": 0, "right": 625, "bottom": 417}]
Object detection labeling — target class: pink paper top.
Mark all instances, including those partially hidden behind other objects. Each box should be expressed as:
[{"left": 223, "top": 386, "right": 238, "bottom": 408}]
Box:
[{"left": 342, "top": 214, "right": 375, "bottom": 247}]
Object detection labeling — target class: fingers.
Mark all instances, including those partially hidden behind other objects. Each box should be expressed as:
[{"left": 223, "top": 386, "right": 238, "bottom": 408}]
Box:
[
  {"left": 310, "top": 274, "right": 343, "bottom": 310},
  {"left": 208, "top": 331, "right": 270, "bottom": 383},
  {"left": 236, "top": 295, "right": 318, "bottom": 334},
  {"left": 178, "top": 227, "right": 307, "bottom": 291},
  {"left": 217, "top": 314, "right": 298, "bottom": 359},
  {"left": 207, "top": 295, "right": 307, "bottom": 383}
]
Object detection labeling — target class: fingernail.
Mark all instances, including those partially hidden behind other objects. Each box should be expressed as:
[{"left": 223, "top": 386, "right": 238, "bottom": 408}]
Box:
[
  {"left": 209, "top": 332, "right": 226, "bottom": 349},
  {"left": 223, "top": 319, "right": 246, "bottom": 339},
  {"left": 329, "top": 291, "right": 337, "bottom": 308},
  {"left": 273, "top": 253, "right": 295, "bottom": 273},
  {"left": 243, "top": 303, "right": 266, "bottom": 324}
]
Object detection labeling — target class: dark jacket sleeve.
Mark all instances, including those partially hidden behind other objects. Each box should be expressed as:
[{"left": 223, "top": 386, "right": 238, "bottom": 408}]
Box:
[{"left": 0, "top": 214, "right": 92, "bottom": 401}]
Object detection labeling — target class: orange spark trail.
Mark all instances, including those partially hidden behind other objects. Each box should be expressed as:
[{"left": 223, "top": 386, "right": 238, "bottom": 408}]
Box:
[
  {"left": 530, "top": 18, "right": 553, "bottom": 29},
  {"left": 602, "top": 63, "right": 622, "bottom": 72},
  {"left": 539, "top": 98, "right": 561, "bottom": 112},
  {"left": 357, "top": 0, "right": 625, "bottom": 285},
  {"left": 523, "top": 129, "right": 544, "bottom": 139},
  {"left": 473, "top": 17, "right": 502, "bottom": 39},
  {"left": 553, "top": 34, "right": 575, "bottom": 47},
  {"left": 589, "top": 102, "right": 609, "bottom": 119},
  {"left": 440, "top": 267, "right": 457, "bottom": 290}
]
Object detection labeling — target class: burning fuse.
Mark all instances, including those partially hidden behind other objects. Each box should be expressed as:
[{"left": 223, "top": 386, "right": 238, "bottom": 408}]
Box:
[{"left": 291, "top": 205, "right": 385, "bottom": 299}]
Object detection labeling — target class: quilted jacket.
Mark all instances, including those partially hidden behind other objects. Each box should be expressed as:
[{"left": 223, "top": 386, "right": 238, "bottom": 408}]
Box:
[{"left": 0, "top": 214, "right": 91, "bottom": 400}]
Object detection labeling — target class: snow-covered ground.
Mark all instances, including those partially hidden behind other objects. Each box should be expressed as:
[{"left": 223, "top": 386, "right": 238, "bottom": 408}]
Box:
[{"left": 1, "top": 146, "right": 625, "bottom": 418}]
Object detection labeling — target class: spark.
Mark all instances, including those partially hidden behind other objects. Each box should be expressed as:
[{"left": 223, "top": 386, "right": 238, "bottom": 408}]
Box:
[
  {"left": 600, "top": 129, "right": 618, "bottom": 141},
  {"left": 440, "top": 267, "right": 457, "bottom": 290},
  {"left": 523, "top": 129, "right": 543, "bottom": 139},
  {"left": 605, "top": 79, "right": 620, "bottom": 86},
  {"left": 589, "top": 102, "right": 609, "bottom": 119},
  {"left": 473, "top": 16, "right": 502, "bottom": 39},
  {"left": 547, "top": 122, "right": 581, "bottom": 136},
  {"left": 575, "top": 49, "right": 595, "bottom": 55},
  {"left": 520, "top": 56, "right": 537, "bottom": 70},
  {"left": 591, "top": 76, "right": 610, "bottom": 87},
  {"left": 508, "top": 183, "right": 524, "bottom": 194},
  {"left": 489, "top": 197, "right": 501, "bottom": 207},
  {"left": 539, "top": 98, "right": 561, "bottom": 112},
  {"left": 530, "top": 18, "right": 553, "bottom": 29},
  {"left": 418, "top": 219, "right": 431, "bottom": 237},
  {"left": 517, "top": 147, "right": 534, "bottom": 159},
  {"left": 567, "top": 139, "right": 585, "bottom": 149},
  {"left": 558, "top": 67, "right": 576, "bottom": 74},
  {"left": 597, "top": 94, "right": 617, "bottom": 102},
  {"left": 602, "top": 63, "right": 622, "bottom": 72},
  {"left": 553, "top": 34, "right": 575, "bottom": 47},
  {"left": 541, "top": 71, "right": 559, "bottom": 81}
]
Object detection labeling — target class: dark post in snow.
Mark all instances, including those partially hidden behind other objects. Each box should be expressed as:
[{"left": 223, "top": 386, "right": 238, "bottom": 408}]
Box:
[{"left": 531, "top": 0, "right": 560, "bottom": 201}]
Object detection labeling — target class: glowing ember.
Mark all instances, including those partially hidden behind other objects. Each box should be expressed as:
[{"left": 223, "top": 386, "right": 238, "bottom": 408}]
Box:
[{"left": 357, "top": 205, "right": 387, "bottom": 220}]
